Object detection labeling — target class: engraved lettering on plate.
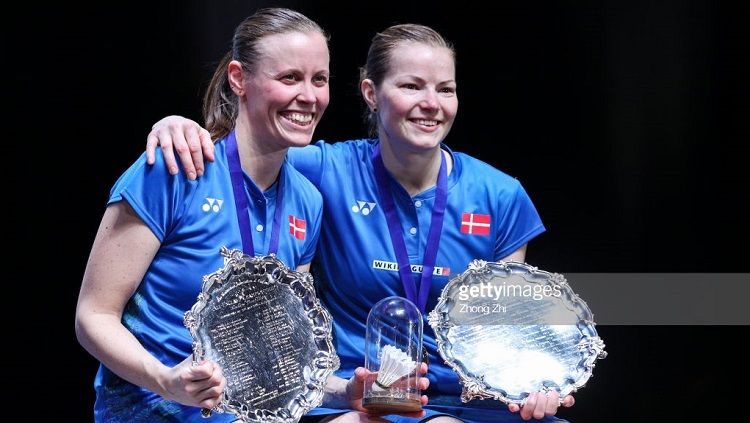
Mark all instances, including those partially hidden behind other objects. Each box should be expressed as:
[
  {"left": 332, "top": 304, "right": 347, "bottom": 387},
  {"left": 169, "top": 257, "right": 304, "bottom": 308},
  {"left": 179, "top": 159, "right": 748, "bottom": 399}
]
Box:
[{"left": 184, "top": 248, "right": 339, "bottom": 422}]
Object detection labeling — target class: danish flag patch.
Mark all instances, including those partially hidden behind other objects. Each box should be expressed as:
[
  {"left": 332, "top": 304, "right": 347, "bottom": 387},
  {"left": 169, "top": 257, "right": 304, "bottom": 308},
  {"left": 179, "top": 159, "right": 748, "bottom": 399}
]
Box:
[
  {"left": 461, "top": 212, "right": 491, "bottom": 236},
  {"left": 288, "top": 215, "right": 306, "bottom": 240}
]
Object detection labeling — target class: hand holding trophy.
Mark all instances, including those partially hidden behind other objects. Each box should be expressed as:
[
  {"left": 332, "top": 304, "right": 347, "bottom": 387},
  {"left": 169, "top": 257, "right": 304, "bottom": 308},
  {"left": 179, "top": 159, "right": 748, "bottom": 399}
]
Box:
[{"left": 362, "top": 296, "right": 425, "bottom": 414}]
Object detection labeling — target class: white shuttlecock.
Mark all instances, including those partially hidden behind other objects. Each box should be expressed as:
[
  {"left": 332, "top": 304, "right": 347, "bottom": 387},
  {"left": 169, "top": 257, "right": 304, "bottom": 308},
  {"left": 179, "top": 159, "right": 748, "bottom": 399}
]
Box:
[{"left": 373, "top": 345, "right": 417, "bottom": 391}]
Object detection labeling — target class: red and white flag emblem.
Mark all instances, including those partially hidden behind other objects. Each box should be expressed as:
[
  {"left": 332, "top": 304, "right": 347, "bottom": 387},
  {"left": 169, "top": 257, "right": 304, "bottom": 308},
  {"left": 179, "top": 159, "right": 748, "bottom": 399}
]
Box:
[
  {"left": 288, "top": 215, "right": 306, "bottom": 240},
  {"left": 461, "top": 212, "right": 491, "bottom": 235}
]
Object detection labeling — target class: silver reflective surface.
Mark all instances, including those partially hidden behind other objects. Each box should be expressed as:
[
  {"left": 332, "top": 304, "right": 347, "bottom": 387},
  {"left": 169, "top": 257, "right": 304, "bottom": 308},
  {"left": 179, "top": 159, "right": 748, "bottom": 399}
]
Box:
[
  {"left": 184, "top": 248, "right": 339, "bottom": 422},
  {"left": 428, "top": 260, "right": 606, "bottom": 405}
]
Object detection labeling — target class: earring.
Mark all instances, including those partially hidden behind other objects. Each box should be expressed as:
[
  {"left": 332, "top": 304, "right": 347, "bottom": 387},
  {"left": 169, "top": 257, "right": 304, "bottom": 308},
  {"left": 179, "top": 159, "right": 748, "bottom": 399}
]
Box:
[{"left": 373, "top": 107, "right": 378, "bottom": 112}]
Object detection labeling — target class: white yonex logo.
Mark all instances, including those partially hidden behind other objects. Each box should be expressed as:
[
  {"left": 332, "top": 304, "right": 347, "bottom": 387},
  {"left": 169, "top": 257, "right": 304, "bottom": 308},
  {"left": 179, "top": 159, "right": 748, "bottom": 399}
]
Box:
[
  {"left": 352, "top": 200, "right": 377, "bottom": 215},
  {"left": 202, "top": 197, "right": 223, "bottom": 213}
]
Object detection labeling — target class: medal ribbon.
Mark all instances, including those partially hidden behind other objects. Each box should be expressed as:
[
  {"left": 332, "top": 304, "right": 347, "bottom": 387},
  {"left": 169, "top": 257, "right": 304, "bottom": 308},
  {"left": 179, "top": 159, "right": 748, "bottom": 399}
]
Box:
[
  {"left": 372, "top": 143, "right": 448, "bottom": 313},
  {"left": 226, "top": 129, "right": 284, "bottom": 255}
]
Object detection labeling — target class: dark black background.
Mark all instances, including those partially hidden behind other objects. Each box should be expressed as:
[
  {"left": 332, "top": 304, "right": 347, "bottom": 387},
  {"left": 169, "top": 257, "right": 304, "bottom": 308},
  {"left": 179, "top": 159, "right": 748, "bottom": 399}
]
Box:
[{"left": 14, "top": 1, "right": 747, "bottom": 421}]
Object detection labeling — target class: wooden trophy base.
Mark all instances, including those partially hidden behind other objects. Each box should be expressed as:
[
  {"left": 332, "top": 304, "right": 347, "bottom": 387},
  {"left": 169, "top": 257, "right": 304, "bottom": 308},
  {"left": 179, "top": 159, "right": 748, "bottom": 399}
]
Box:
[{"left": 363, "top": 395, "right": 422, "bottom": 414}]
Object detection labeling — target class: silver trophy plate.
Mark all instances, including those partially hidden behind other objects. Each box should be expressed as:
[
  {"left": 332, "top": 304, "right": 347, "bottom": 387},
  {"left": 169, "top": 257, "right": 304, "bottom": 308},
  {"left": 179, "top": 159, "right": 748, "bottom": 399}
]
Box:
[
  {"left": 184, "top": 248, "right": 339, "bottom": 422},
  {"left": 428, "top": 260, "right": 606, "bottom": 405}
]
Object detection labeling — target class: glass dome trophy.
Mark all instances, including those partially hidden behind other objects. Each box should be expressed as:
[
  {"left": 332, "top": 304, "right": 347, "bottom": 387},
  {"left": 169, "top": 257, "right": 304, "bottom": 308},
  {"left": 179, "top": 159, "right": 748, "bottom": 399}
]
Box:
[{"left": 362, "top": 296, "right": 423, "bottom": 414}]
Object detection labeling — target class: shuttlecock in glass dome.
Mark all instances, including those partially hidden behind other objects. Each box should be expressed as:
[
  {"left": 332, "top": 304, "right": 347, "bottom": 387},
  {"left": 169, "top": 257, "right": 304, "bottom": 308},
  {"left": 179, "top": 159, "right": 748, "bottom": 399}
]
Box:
[
  {"left": 363, "top": 296, "right": 423, "bottom": 413},
  {"left": 373, "top": 345, "right": 418, "bottom": 391}
]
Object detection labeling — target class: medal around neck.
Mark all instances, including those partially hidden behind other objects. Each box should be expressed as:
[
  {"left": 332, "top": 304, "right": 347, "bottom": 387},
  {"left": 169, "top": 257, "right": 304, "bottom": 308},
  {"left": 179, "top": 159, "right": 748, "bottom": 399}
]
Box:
[
  {"left": 363, "top": 296, "right": 423, "bottom": 414},
  {"left": 184, "top": 247, "right": 339, "bottom": 422},
  {"left": 428, "top": 260, "right": 607, "bottom": 405}
]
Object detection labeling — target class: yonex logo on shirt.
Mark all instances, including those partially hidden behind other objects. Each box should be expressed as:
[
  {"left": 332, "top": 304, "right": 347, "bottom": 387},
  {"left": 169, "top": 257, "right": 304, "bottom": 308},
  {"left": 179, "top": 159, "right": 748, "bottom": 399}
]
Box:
[
  {"left": 351, "top": 200, "right": 377, "bottom": 215},
  {"left": 202, "top": 197, "right": 223, "bottom": 213}
]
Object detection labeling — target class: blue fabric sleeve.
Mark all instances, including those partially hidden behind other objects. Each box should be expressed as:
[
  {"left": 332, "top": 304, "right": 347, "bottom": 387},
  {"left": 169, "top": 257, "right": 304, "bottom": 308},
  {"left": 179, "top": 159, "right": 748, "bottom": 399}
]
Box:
[
  {"left": 494, "top": 179, "right": 546, "bottom": 260},
  {"left": 287, "top": 143, "right": 325, "bottom": 188},
  {"left": 108, "top": 151, "right": 190, "bottom": 242}
]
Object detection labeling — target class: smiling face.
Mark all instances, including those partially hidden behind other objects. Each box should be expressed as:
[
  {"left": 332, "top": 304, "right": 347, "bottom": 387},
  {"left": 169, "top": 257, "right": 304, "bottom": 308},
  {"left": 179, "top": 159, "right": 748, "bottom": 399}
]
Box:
[
  {"left": 363, "top": 41, "right": 458, "bottom": 153},
  {"left": 241, "top": 31, "right": 330, "bottom": 149}
]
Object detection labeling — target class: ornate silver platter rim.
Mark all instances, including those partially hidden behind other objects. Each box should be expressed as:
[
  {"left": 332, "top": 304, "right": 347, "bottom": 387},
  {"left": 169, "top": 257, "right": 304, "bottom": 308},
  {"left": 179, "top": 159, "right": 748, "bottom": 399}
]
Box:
[
  {"left": 184, "top": 247, "right": 339, "bottom": 422},
  {"left": 427, "top": 260, "right": 607, "bottom": 405}
]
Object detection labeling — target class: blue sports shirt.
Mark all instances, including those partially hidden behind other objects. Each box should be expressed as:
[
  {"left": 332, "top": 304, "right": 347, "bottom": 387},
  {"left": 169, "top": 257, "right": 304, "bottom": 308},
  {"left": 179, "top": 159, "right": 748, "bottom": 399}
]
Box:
[
  {"left": 93, "top": 139, "right": 322, "bottom": 422},
  {"left": 288, "top": 139, "right": 556, "bottom": 422}
]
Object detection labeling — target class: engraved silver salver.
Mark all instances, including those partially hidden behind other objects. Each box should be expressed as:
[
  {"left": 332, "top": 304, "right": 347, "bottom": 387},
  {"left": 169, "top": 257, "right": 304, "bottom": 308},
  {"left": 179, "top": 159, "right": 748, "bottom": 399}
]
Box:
[
  {"left": 428, "top": 260, "right": 607, "bottom": 405},
  {"left": 184, "top": 248, "right": 339, "bottom": 422}
]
